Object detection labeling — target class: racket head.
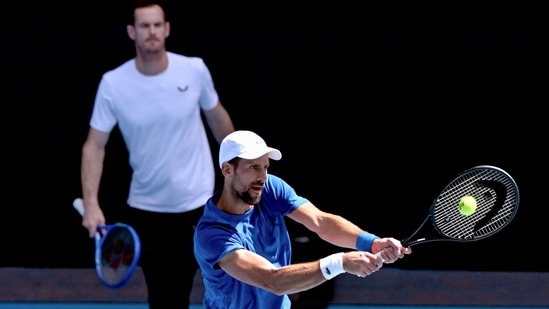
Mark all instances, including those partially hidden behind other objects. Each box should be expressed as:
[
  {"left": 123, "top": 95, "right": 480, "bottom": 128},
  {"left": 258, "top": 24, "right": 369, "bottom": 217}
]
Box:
[
  {"left": 430, "top": 165, "right": 519, "bottom": 242},
  {"left": 401, "top": 165, "right": 520, "bottom": 246},
  {"left": 94, "top": 223, "right": 141, "bottom": 289}
]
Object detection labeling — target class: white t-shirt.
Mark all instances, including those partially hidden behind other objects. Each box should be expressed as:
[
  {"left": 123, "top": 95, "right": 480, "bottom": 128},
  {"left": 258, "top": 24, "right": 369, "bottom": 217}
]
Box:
[{"left": 90, "top": 52, "right": 219, "bottom": 213}]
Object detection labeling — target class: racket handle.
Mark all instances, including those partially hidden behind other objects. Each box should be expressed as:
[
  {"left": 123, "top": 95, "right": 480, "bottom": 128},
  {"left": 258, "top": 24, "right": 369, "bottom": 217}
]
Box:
[
  {"left": 375, "top": 251, "right": 385, "bottom": 263},
  {"left": 73, "top": 198, "right": 85, "bottom": 216}
]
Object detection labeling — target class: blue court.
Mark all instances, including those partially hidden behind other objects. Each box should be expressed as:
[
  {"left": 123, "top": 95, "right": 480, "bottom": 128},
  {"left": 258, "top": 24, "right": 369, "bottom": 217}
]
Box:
[{"left": 0, "top": 305, "right": 547, "bottom": 309}]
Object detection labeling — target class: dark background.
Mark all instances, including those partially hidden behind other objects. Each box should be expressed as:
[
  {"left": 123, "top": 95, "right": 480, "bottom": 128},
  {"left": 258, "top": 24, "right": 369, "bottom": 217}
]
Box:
[{"left": 2, "top": 16, "right": 548, "bottom": 273}]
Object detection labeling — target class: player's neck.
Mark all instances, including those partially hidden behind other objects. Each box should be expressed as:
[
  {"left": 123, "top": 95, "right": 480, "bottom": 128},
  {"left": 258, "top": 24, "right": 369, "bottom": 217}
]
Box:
[
  {"left": 134, "top": 50, "right": 168, "bottom": 75},
  {"left": 217, "top": 190, "right": 254, "bottom": 215}
]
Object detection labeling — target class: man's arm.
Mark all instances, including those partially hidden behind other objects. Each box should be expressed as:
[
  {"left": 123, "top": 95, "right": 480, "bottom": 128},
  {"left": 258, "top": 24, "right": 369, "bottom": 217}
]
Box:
[
  {"left": 287, "top": 202, "right": 411, "bottom": 262},
  {"left": 218, "top": 248, "right": 381, "bottom": 295},
  {"left": 80, "top": 127, "right": 110, "bottom": 237},
  {"left": 203, "top": 101, "right": 235, "bottom": 143},
  {"left": 287, "top": 202, "right": 368, "bottom": 248}
]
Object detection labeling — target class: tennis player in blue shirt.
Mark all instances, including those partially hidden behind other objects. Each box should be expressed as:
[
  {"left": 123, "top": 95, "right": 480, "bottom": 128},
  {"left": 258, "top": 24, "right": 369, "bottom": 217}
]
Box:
[{"left": 194, "top": 130, "right": 411, "bottom": 309}]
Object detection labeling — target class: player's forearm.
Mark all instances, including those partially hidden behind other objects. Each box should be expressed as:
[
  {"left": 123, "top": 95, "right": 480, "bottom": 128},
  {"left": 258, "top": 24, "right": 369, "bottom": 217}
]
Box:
[
  {"left": 262, "top": 261, "right": 327, "bottom": 295},
  {"left": 316, "top": 214, "right": 368, "bottom": 249}
]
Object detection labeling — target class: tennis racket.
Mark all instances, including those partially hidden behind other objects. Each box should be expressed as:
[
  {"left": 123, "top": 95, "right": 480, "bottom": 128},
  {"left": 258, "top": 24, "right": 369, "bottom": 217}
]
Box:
[
  {"left": 73, "top": 198, "right": 141, "bottom": 289},
  {"left": 397, "top": 165, "right": 519, "bottom": 248}
]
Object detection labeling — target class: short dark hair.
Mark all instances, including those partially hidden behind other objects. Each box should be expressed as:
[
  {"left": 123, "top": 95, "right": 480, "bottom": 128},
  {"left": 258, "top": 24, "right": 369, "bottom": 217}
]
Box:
[
  {"left": 228, "top": 157, "right": 241, "bottom": 168},
  {"left": 128, "top": 0, "right": 169, "bottom": 25}
]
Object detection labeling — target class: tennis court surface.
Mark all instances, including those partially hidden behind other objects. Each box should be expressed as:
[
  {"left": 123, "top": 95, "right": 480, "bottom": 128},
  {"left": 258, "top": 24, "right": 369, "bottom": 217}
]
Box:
[
  {"left": 0, "top": 305, "right": 547, "bottom": 309},
  {"left": 1, "top": 267, "right": 548, "bottom": 308}
]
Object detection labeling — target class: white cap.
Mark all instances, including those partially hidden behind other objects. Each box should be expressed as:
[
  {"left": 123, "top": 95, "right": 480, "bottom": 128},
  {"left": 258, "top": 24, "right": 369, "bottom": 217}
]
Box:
[{"left": 219, "top": 130, "right": 282, "bottom": 168}]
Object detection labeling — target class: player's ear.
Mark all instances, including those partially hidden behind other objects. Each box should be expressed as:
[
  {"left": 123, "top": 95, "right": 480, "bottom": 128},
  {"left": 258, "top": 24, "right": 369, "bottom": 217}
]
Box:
[
  {"left": 164, "top": 21, "right": 170, "bottom": 38},
  {"left": 221, "top": 162, "right": 232, "bottom": 177},
  {"left": 127, "top": 25, "right": 136, "bottom": 40}
]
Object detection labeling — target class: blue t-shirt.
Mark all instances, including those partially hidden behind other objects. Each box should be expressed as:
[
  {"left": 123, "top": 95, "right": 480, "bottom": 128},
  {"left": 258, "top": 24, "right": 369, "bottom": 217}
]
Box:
[{"left": 194, "top": 174, "right": 308, "bottom": 309}]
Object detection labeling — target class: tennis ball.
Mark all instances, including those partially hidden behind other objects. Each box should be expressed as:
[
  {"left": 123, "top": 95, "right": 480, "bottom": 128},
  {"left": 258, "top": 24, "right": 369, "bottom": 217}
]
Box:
[{"left": 458, "top": 195, "right": 477, "bottom": 216}]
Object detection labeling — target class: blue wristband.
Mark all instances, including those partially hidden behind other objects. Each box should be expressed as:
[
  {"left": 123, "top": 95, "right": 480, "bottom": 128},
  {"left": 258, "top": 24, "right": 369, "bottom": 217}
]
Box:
[{"left": 356, "top": 231, "right": 380, "bottom": 252}]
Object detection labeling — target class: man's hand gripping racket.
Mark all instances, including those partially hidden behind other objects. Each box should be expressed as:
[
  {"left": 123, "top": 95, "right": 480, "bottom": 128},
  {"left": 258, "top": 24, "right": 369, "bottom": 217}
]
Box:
[
  {"left": 392, "top": 165, "right": 519, "bottom": 252},
  {"left": 73, "top": 198, "right": 141, "bottom": 289}
]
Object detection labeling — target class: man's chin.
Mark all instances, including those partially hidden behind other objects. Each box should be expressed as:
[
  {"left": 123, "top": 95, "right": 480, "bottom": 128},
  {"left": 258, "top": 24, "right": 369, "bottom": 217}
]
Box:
[
  {"left": 144, "top": 47, "right": 163, "bottom": 53},
  {"left": 141, "top": 43, "right": 164, "bottom": 53},
  {"left": 240, "top": 192, "right": 261, "bottom": 205},
  {"left": 250, "top": 194, "right": 262, "bottom": 205}
]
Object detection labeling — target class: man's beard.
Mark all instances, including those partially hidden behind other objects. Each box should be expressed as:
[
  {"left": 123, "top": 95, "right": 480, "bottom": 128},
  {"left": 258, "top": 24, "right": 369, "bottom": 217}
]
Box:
[
  {"left": 235, "top": 188, "right": 261, "bottom": 205},
  {"left": 237, "top": 191, "right": 261, "bottom": 205},
  {"left": 139, "top": 38, "right": 163, "bottom": 54}
]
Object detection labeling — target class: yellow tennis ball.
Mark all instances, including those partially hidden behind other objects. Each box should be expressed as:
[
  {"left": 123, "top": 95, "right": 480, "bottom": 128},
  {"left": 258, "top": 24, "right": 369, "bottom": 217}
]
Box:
[{"left": 458, "top": 195, "right": 477, "bottom": 216}]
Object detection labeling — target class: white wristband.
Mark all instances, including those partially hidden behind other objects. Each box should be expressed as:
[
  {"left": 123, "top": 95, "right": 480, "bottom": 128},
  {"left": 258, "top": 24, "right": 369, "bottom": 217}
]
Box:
[{"left": 319, "top": 253, "right": 345, "bottom": 280}]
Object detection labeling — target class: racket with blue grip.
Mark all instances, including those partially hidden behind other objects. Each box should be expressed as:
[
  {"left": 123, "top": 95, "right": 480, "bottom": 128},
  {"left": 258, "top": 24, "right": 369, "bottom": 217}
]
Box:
[{"left": 73, "top": 198, "right": 141, "bottom": 289}]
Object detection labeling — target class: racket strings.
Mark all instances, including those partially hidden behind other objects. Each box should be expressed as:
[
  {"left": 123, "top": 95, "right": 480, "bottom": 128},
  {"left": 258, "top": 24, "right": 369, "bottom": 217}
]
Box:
[
  {"left": 433, "top": 168, "right": 519, "bottom": 240},
  {"left": 99, "top": 225, "right": 137, "bottom": 284}
]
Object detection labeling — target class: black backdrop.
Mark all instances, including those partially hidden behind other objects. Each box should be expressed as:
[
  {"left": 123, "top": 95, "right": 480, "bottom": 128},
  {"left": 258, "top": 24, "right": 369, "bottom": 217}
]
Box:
[{"left": 2, "top": 21, "right": 548, "bottom": 273}]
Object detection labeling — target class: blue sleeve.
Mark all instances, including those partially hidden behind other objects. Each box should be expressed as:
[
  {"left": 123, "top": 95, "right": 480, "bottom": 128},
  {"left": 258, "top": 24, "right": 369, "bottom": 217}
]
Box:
[
  {"left": 263, "top": 174, "right": 308, "bottom": 215},
  {"left": 195, "top": 224, "right": 244, "bottom": 270}
]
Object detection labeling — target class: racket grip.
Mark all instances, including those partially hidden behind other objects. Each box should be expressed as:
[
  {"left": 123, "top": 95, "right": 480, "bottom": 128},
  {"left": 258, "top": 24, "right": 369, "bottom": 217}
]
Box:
[
  {"left": 73, "top": 198, "right": 85, "bottom": 216},
  {"left": 375, "top": 251, "right": 386, "bottom": 263}
]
